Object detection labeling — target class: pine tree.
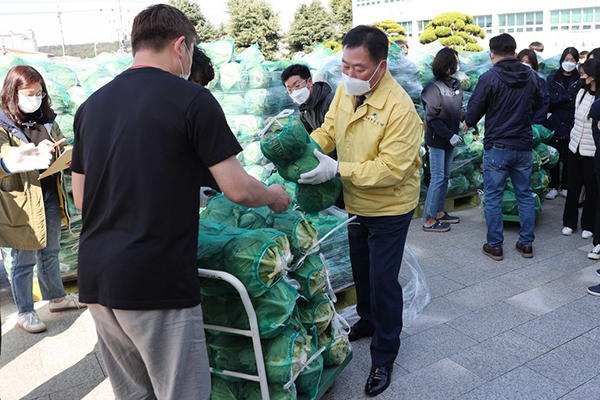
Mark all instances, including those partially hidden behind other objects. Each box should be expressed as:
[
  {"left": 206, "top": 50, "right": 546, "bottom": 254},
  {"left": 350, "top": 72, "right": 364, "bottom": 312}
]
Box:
[
  {"left": 169, "top": 0, "right": 218, "bottom": 43},
  {"left": 419, "top": 11, "right": 485, "bottom": 52},
  {"left": 288, "top": 0, "right": 336, "bottom": 53},
  {"left": 329, "top": 0, "right": 352, "bottom": 41},
  {"left": 227, "top": 0, "right": 282, "bottom": 60}
]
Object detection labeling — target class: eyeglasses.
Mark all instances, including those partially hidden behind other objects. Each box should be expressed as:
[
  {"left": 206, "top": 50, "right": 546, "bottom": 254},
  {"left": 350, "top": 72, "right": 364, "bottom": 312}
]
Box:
[
  {"left": 19, "top": 92, "right": 46, "bottom": 99},
  {"left": 286, "top": 78, "right": 308, "bottom": 93}
]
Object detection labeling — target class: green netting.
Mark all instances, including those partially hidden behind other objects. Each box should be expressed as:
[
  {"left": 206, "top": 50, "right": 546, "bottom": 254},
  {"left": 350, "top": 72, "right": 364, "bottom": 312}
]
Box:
[
  {"left": 289, "top": 254, "right": 327, "bottom": 299},
  {"left": 450, "top": 157, "right": 475, "bottom": 178},
  {"left": 260, "top": 113, "right": 343, "bottom": 213},
  {"left": 54, "top": 114, "right": 75, "bottom": 142},
  {"left": 468, "top": 141, "right": 484, "bottom": 163},
  {"left": 236, "top": 44, "right": 266, "bottom": 63},
  {"left": 295, "top": 338, "right": 324, "bottom": 400},
  {"left": 219, "top": 62, "right": 249, "bottom": 92},
  {"left": 81, "top": 71, "right": 114, "bottom": 91},
  {"left": 531, "top": 169, "right": 549, "bottom": 197},
  {"left": 532, "top": 124, "right": 554, "bottom": 146},
  {"left": 535, "top": 143, "right": 549, "bottom": 166},
  {"left": 197, "top": 219, "right": 286, "bottom": 297},
  {"left": 46, "top": 65, "right": 78, "bottom": 87},
  {"left": 532, "top": 149, "right": 542, "bottom": 172},
  {"left": 201, "top": 194, "right": 317, "bottom": 259},
  {"left": 201, "top": 279, "right": 299, "bottom": 339},
  {"left": 447, "top": 175, "right": 470, "bottom": 196},
  {"left": 454, "top": 71, "right": 471, "bottom": 91},
  {"left": 206, "top": 322, "right": 314, "bottom": 384},
  {"left": 241, "top": 61, "right": 270, "bottom": 89},
  {"left": 67, "top": 86, "right": 94, "bottom": 114},
  {"left": 547, "top": 145, "right": 559, "bottom": 169},
  {"left": 225, "top": 115, "right": 263, "bottom": 144},
  {"left": 200, "top": 39, "right": 236, "bottom": 67},
  {"left": 210, "top": 373, "right": 297, "bottom": 400},
  {"left": 220, "top": 94, "right": 246, "bottom": 115},
  {"left": 485, "top": 190, "right": 543, "bottom": 216},
  {"left": 0, "top": 54, "right": 26, "bottom": 70},
  {"left": 244, "top": 88, "right": 290, "bottom": 116},
  {"left": 245, "top": 165, "right": 272, "bottom": 181},
  {"left": 468, "top": 169, "right": 484, "bottom": 193},
  {"left": 298, "top": 293, "right": 335, "bottom": 335},
  {"left": 239, "top": 141, "right": 267, "bottom": 166},
  {"left": 318, "top": 313, "right": 351, "bottom": 366},
  {"left": 45, "top": 82, "right": 70, "bottom": 114}
]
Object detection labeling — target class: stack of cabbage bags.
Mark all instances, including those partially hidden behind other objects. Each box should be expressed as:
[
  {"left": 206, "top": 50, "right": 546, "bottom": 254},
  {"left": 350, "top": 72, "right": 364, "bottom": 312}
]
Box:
[{"left": 199, "top": 194, "right": 351, "bottom": 399}]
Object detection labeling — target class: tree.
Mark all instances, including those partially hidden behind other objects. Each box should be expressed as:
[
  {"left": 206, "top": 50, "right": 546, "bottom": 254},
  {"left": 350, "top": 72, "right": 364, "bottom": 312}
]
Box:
[
  {"left": 419, "top": 11, "right": 484, "bottom": 52},
  {"left": 320, "top": 40, "right": 342, "bottom": 53},
  {"left": 373, "top": 20, "right": 407, "bottom": 42},
  {"left": 169, "top": 0, "right": 218, "bottom": 43},
  {"left": 288, "top": 0, "right": 336, "bottom": 53},
  {"left": 227, "top": 0, "right": 282, "bottom": 60},
  {"left": 329, "top": 0, "right": 352, "bottom": 41}
]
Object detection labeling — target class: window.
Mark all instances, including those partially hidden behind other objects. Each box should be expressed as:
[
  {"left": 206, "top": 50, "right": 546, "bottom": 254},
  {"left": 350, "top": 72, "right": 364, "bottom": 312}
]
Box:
[
  {"left": 473, "top": 15, "right": 492, "bottom": 34},
  {"left": 550, "top": 8, "right": 600, "bottom": 31},
  {"left": 498, "top": 11, "right": 544, "bottom": 32},
  {"left": 417, "top": 20, "right": 431, "bottom": 33}
]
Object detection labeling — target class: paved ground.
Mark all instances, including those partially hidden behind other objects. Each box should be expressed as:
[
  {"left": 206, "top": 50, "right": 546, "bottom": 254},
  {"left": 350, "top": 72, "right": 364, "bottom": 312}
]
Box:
[{"left": 2, "top": 196, "right": 600, "bottom": 400}]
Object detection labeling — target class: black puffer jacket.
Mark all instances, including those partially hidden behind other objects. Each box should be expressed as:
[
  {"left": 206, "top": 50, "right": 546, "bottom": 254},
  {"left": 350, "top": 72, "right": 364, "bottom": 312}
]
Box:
[
  {"left": 299, "top": 82, "right": 334, "bottom": 133},
  {"left": 421, "top": 77, "right": 463, "bottom": 150},
  {"left": 545, "top": 70, "right": 581, "bottom": 140}
]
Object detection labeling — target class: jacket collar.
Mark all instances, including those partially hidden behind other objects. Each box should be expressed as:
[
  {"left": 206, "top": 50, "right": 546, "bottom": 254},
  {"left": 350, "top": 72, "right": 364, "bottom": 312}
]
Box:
[
  {"left": 300, "top": 81, "right": 332, "bottom": 112},
  {"left": 0, "top": 108, "right": 56, "bottom": 145},
  {"left": 362, "top": 69, "right": 395, "bottom": 111}
]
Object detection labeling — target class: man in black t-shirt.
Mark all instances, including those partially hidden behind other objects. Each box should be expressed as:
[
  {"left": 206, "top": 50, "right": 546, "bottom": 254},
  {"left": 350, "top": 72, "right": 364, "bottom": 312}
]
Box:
[{"left": 70, "top": 5, "right": 290, "bottom": 399}]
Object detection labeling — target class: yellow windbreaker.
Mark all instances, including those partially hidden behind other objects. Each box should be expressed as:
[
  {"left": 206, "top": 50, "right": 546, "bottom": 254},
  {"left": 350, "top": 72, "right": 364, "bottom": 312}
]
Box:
[{"left": 311, "top": 70, "right": 423, "bottom": 217}]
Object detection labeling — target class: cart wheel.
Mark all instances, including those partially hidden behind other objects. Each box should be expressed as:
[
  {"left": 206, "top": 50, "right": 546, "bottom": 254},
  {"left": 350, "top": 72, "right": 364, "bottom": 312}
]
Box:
[{"left": 326, "top": 382, "right": 335, "bottom": 394}]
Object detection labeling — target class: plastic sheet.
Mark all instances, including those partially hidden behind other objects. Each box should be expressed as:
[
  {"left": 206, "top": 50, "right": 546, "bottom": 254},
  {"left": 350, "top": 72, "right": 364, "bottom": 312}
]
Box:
[{"left": 337, "top": 245, "right": 430, "bottom": 328}]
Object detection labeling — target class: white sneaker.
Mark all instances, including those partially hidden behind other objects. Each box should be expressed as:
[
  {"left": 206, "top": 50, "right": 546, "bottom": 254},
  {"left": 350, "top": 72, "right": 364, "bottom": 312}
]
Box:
[
  {"left": 17, "top": 311, "right": 47, "bottom": 333},
  {"left": 589, "top": 244, "right": 600, "bottom": 260},
  {"left": 559, "top": 189, "right": 568, "bottom": 198},
  {"left": 582, "top": 230, "right": 594, "bottom": 239},
  {"left": 49, "top": 294, "right": 87, "bottom": 313},
  {"left": 545, "top": 188, "right": 558, "bottom": 200},
  {"left": 562, "top": 227, "right": 573, "bottom": 236}
]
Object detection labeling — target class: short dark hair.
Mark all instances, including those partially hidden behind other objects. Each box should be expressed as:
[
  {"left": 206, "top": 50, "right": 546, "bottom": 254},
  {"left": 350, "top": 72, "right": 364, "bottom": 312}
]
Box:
[
  {"left": 342, "top": 25, "right": 389, "bottom": 63},
  {"left": 489, "top": 33, "right": 517, "bottom": 57},
  {"left": 559, "top": 47, "right": 579, "bottom": 65},
  {"left": 517, "top": 49, "right": 539, "bottom": 71},
  {"left": 0, "top": 65, "right": 54, "bottom": 126},
  {"left": 131, "top": 4, "right": 196, "bottom": 55},
  {"left": 190, "top": 46, "right": 215, "bottom": 86},
  {"left": 281, "top": 64, "right": 311, "bottom": 85},
  {"left": 431, "top": 47, "right": 458, "bottom": 79},
  {"left": 582, "top": 58, "right": 600, "bottom": 80},
  {"left": 529, "top": 41, "right": 544, "bottom": 52},
  {"left": 394, "top": 39, "right": 407, "bottom": 46},
  {"left": 590, "top": 47, "right": 600, "bottom": 60},
  {"left": 580, "top": 50, "right": 589, "bottom": 58}
]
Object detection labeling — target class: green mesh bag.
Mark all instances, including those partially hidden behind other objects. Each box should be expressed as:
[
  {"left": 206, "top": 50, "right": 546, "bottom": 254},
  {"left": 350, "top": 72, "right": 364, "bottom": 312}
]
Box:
[
  {"left": 531, "top": 169, "right": 549, "bottom": 197},
  {"left": 295, "top": 337, "right": 324, "bottom": 400},
  {"left": 298, "top": 293, "right": 335, "bottom": 335},
  {"left": 534, "top": 143, "right": 549, "bottom": 165},
  {"left": 241, "top": 61, "right": 270, "bottom": 89},
  {"left": 532, "top": 124, "right": 554, "bottom": 146},
  {"left": 197, "top": 219, "right": 286, "bottom": 297},
  {"left": 260, "top": 111, "right": 343, "bottom": 213},
  {"left": 225, "top": 115, "right": 263, "bottom": 144},
  {"left": 239, "top": 141, "right": 267, "bottom": 166},
  {"left": 54, "top": 114, "right": 75, "bottom": 143},
  {"left": 318, "top": 313, "right": 351, "bottom": 366},
  {"left": 546, "top": 145, "right": 559, "bottom": 169},
  {"left": 447, "top": 175, "right": 470, "bottom": 197},
  {"left": 201, "top": 194, "right": 317, "bottom": 258},
  {"left": 210, "top": 368, "right": 298, "bottom": 400},
  {"left": 46, "top": 65, "right": 79, "bottom": 87},
  {"left": 491, "top": 190, "right": 542, "bottom": 216},
  {"left": 468, "top": 141, "right": 484, "bottom": 163},
  {"left": 202, "top": 279, "right": 299, "bottom": 339},
  {"left": 219, "top": 62, "right": 249, "bottom": 92},
  {"left": 531, "top": 149, "right": 541, "bottom": 172},
  {"left": 219, "top": 94, "right": 246, "bottom": 116},
  {"left": 289, "top": 254, "right": 327, "bottom": 299},
  {"left": 450, "top": 158, "right": 474, "bottom": 178},
  {"left": 210, "top": 374, "right": 241, "bottom": 399},
  {"left": 200, "top": 39, "right": 235, "bottom": 67},
  {"left": 206, "top": 322, "right": 314, "bottom": 385},
  {"left": 468, "top": 169, "right": 484, "bottom": 193}
]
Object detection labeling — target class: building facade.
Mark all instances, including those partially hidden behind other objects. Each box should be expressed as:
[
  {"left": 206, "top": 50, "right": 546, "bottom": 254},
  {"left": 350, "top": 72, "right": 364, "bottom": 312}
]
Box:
[
  {"left": 0, "top": 30, "right": 38, "bottom": 53},
  {"left": 353, "top": 0, "right": 600, "bottom": 55}
]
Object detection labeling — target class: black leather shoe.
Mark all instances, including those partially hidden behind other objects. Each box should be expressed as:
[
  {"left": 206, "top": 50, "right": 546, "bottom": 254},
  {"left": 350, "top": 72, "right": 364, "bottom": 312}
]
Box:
[
  {"left": 515, "top": 242, "right": 533, "bottom": 258},
  {"left": 348, "top": 323, "right": 375, "bottom": 342},
  {"left": 365, "top": 365, "right": 393, "bottom": 397}
]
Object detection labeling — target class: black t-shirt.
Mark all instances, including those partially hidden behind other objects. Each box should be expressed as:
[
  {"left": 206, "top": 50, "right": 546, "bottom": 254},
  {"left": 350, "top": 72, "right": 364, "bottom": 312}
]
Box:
[{"left": 71, "top": 67, "right": 242, "bottom": 310}]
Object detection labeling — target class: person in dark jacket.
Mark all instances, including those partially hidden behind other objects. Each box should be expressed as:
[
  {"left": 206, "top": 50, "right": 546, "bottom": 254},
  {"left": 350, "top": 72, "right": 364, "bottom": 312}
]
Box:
[
  {"left": 517, "top": 48, "right": 549, "bottom": 126},
  {"left": 421, "top": 47, "right": 463, "bottom": 232},
  {"left": 586, "top": 99, "right": 600, "bottom": 271},
  {"left": 281, "top": 64, "right": 335, "bottom": 133},
  {"left": 545, "top": 47, "right": 580, "bottom": 199},
  {"left": 463, "top": 33, "right": 544, "bottom": 261}
]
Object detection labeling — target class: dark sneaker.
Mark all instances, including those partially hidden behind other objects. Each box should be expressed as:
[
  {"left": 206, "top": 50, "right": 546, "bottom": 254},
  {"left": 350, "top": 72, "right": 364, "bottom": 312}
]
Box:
[
  {"left": 423, "top": 220, "right": 451, "bottom": 232},
  {"left": 587, "top": 284, "right": 600, "bottom": 297},
  {"left": 438, "top": 212, "right": 460, "bottom": 224},
  {"left": 515, "top": 242, "right": 533, "bottom": 258},
  {"left": 483, "top": 243, "right": 503, "bottom": 261}
]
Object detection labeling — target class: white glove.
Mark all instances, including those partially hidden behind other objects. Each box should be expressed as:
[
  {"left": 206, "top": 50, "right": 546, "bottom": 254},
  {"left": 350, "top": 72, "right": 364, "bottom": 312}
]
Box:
[
  {"left": 200, "top": 186, "right": 217, "bottom": 207},
  {"left": 450, "top": 134, "right": 463, "bottom": 147},
  {"left": 297, "top": 149, "right": 338, "bottom": 185},
  {"left": 2, "top": 143, "right": 53, "bottom": 174}
]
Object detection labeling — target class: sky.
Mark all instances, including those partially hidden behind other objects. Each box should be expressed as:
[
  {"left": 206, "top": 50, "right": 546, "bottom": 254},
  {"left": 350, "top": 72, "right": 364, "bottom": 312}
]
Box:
[{"left": 0, "top": 0, "right": 324, "bottom": 47}]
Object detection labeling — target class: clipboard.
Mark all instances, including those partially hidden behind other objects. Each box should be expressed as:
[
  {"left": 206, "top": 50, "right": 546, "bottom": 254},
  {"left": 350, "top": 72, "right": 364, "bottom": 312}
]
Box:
[{"left": 39, "top": 146, "right": 72, "bottom": 179}]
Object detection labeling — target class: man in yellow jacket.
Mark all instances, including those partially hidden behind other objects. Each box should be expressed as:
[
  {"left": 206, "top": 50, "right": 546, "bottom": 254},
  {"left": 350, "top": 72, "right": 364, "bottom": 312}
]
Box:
[{"left": 298, "top": 25, "right": 423, "bottom": 396}]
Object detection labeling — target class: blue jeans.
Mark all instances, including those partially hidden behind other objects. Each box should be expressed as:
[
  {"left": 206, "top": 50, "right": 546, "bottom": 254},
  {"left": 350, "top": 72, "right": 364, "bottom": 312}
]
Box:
[
  {"left": 483, "top": 146, "right": 536, "bottom": 247},
  {"left": 348, "top": 210, "right": 414, "bottom": 367},
  {"left": 423, "top": 146, "right": 454, "bottom": 220},
  {"left": 11, "top": 188, "right": 66, "bottom": 314}
]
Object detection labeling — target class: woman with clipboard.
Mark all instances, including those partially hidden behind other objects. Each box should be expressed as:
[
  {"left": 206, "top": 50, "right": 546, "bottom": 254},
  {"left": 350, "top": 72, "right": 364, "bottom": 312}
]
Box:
[{"left": 0, "top": 65, "right": 85, "bottom": 334}]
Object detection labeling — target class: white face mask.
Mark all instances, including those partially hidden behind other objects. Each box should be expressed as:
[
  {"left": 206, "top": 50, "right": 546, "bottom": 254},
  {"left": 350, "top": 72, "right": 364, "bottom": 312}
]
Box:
[
  {"left": 179, "top": 42, "right": 192, "bottom": 80},
  {"left": 342, "top": 60, "right": 384, "bottom": 96},
  {"left": 290, "top": 87, "right": 310, "bottom": 104},
  {"left": 521, "top": 62, "right": 532, "bottom": 68},
  {"left": 18, "top": 93, "right": 43, "bottom": 114},
  {"left": 562, "top": 61, "right": 577, "bottom": 72}
]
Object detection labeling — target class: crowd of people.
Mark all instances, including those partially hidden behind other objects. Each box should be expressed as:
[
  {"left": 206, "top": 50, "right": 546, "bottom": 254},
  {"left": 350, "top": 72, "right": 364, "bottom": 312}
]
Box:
[{"left": 0, "top": 3, "right": 599, "bottom": 398}]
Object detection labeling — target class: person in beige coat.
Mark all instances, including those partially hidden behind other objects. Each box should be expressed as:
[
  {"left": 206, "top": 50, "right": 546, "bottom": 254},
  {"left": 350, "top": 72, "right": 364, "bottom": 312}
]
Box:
[
  {"left": 562, "top": 59, "right": 600, "bottom": 239},
  {"left": 0, "top": 65, "right": 85, "bottom": 334}
]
